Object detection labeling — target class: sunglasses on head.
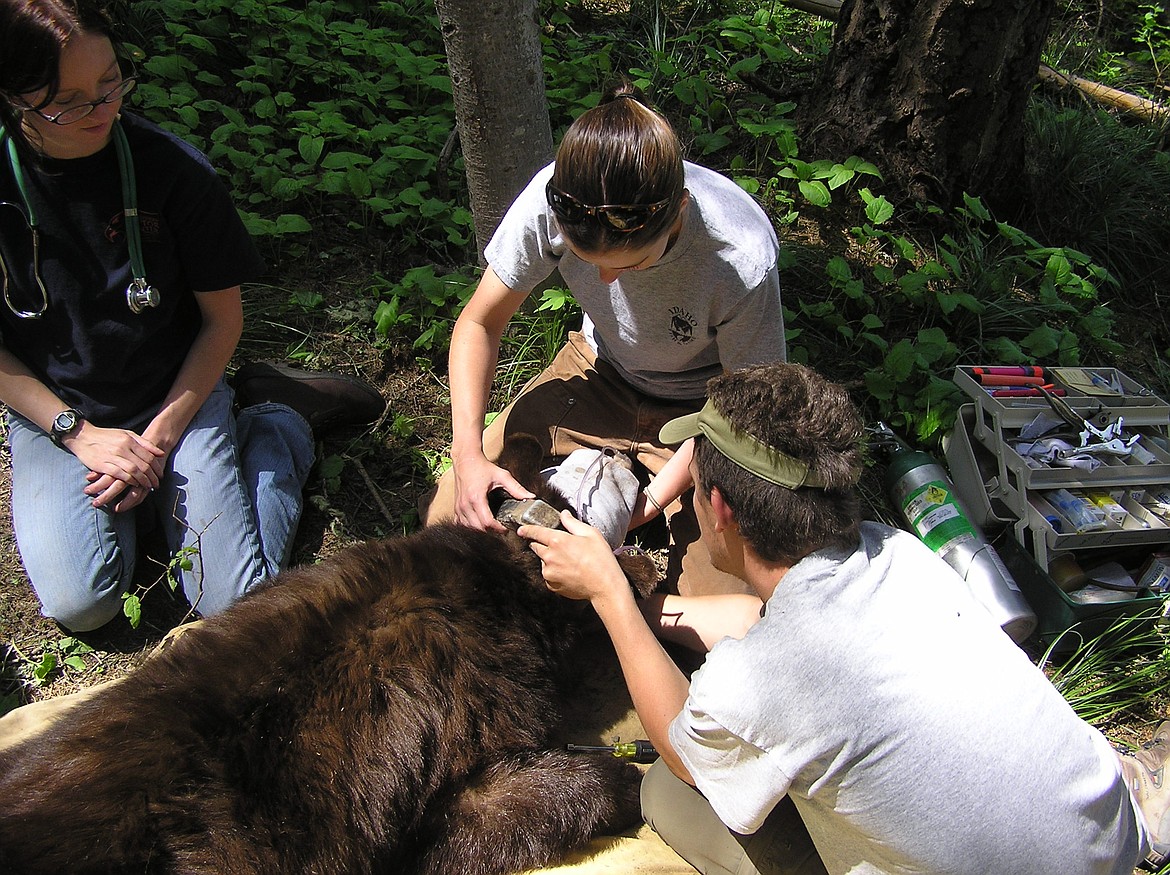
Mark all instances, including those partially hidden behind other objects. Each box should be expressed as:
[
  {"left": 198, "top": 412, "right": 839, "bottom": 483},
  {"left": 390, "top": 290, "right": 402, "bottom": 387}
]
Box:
[{"left": 545, "top": 181, "right": 671, "bottom": 233}]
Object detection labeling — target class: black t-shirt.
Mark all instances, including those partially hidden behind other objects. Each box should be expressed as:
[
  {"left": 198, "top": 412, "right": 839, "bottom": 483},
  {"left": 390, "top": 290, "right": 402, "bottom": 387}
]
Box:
[{"left": 0, "top": 112, "right": 265, "bottom": 427}]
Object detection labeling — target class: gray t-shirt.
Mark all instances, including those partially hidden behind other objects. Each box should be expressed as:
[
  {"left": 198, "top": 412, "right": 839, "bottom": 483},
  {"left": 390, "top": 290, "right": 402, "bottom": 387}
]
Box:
[
  {"left": 670, "top": 523, "right": 1142, "bottom": 875},
  {"left": 484, "top": 162, "right": 785, "bottom": 400}
]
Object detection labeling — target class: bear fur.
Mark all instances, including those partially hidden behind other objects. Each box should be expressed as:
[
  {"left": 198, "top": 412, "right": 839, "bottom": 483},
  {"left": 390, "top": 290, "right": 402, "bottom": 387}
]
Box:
[{"left": 0, "top": 437, "right": 656, "bottom": 874}]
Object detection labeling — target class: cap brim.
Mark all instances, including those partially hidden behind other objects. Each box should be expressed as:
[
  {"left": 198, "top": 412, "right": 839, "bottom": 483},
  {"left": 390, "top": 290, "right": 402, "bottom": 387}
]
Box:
[{"left": 659, "top": 411, "right": 703, "bottom": 445}]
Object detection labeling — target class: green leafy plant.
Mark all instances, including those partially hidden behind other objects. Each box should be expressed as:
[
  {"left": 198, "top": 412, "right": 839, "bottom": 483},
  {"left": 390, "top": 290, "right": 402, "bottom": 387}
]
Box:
[
  {"left": 318, "top": 453, "right": 346, "bottom": 495},
  {"left": 784, "top": 185, "right": 1121, "bottom": 441},
  {"left": 1045, "top": 0, "right": 1170, "bottom": 101},
  {"left": 371, "top": 266, "right": 477, "bottom": 353},
  {"left": 8, "top": 636, "right": 96, "bottom": 688},
  {"left": 495, "top": 287, "right": 583, "bottom": 399},
  {"left": 772, "top": 156, "right": 883, "bottom": 209},
  {"left": 1023, "top": 101, "right": 1170, "bottom": 312},
  {"left": 121, "top": 542, "right": 201, "bottom": 629},
  {"left": 1133, "top": 4, "right": 1170, "bottom": 90},
  {"left": 119, "top": 0, "right": 469, "bottom": 258}
]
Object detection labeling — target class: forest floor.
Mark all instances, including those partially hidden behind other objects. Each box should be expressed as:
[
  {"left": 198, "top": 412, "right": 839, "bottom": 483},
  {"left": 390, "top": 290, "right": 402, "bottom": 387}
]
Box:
[{"left": 0, "top": 203, "right": 1166, "bottom": 760}]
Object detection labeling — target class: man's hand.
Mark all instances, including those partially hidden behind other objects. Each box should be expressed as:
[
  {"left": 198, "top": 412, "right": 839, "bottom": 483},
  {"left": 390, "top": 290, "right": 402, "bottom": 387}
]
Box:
[
  {"left": 523, "top": 509, "right": 695, "bottom": 785},
  {"left": 453, "top": 453, "right": 534, "bottom": 532},
  {"left": 519, "top": 511, "right": 630, "bottom": 605}
]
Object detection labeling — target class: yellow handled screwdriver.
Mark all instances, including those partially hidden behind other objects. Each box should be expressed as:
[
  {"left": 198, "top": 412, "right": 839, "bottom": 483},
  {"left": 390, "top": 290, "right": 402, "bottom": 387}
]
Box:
[{"left": 567, "top": 740, "right": 658, "bottom": 763}]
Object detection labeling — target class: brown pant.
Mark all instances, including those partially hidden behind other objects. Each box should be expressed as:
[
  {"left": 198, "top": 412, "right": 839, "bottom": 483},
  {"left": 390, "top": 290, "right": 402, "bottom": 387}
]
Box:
[{"left": 424, "top": 333, "right": 749, "bottom": 596}]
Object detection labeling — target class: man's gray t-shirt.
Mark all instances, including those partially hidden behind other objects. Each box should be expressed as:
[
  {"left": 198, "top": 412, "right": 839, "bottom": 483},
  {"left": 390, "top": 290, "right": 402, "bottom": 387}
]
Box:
[
  {"left": 670, "top": 523, "right": 1142, "bottom": 875},
  {"left": 484, "top": 161, "right": 785, "bottom": 400}
]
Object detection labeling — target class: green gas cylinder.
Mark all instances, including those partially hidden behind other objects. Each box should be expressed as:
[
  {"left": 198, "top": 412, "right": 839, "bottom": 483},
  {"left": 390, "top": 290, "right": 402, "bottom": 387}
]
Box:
[{"left": 876, "top": 423, "right": 1037, "bottom": 644}]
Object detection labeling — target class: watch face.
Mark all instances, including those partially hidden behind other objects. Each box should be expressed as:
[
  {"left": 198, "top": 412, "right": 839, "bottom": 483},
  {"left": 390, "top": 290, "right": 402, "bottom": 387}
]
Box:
[{"left": 53, "top": 410, "right": 78, "bottom": 435}]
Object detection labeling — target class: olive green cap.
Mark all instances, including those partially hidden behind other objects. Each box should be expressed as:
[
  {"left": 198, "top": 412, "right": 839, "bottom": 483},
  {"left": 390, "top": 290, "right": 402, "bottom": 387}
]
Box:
[{"left": 659, "top": 398, "right": 826, "bottom": 489}]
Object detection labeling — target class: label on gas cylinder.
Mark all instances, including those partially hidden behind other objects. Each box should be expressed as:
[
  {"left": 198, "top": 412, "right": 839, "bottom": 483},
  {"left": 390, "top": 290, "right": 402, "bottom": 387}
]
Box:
[{"left": 901, "top": 480, "right": 979, "bottom": 554}]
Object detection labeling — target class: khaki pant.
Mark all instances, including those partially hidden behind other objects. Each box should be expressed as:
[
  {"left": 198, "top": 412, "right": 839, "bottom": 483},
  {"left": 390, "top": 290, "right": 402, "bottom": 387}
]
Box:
[
  {"left": 0, "top": 680, "right": 116, "bottom": 754},
  {"left": 641, "top": 761, "right": 828, "bottom": 875},
  {"left": 424, "top": 333, "right": 749, "bottom": 596}
]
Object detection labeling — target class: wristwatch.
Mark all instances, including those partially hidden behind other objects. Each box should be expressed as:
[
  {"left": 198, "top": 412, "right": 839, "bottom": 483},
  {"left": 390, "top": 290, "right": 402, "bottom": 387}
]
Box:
[{"left": 50, "top": 408, "right": 82, "bottom": 446}]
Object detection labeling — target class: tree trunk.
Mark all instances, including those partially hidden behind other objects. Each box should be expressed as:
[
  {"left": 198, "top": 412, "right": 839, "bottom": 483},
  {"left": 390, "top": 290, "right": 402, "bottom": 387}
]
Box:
[
  {"left": 434, "top": 0, "right": 554, "bottom": 263},
  {"left": 799, "top": 0, "right": 1056, "bottom": 212}
]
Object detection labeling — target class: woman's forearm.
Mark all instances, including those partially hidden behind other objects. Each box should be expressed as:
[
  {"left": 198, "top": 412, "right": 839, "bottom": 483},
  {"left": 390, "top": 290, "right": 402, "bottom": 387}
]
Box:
[
  {"left": 143, "top": 287, "right": 243, "bottom": 452},
  {"left": 0, "top": 346, "right": 72, "bottom": 433}
]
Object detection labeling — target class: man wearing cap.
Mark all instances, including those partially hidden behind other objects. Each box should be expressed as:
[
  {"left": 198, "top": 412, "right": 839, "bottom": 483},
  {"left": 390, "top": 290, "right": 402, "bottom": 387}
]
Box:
[{"left": 520, "top": 362, "right": 1167, "bottom": 875}]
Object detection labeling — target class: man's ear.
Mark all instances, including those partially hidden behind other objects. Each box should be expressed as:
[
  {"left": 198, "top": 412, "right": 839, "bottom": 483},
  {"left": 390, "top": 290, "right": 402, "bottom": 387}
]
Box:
[{"left": 708, "top": 486, "right": 736, "bottom": 533}]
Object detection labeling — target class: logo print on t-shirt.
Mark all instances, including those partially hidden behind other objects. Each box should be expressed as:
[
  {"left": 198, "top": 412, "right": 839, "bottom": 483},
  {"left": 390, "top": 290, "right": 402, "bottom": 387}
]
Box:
[
  {"left": 104, "top": 211, "right": 124, "bottom": 244},
  {"left": 104, "top": 211, "right": 162, "bottom": 244},
  {"left": 669, "top": 306, "right": 696, "bottom": 345}
]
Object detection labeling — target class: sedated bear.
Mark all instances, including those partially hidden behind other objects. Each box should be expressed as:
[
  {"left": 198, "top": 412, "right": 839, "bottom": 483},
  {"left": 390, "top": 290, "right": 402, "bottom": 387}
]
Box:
[{"left": 0, "top": 436, "right": 656, "bottom": 874}]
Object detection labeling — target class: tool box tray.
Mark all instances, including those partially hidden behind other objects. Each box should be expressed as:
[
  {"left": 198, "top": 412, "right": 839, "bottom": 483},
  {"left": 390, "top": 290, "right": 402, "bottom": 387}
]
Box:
[{"left": 954, "top": 366, "right": 1170, "bottom": 499}]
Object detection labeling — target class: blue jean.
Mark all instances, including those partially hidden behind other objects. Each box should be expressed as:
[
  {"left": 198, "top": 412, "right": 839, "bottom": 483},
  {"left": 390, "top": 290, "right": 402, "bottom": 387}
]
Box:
[{"left": 7, "top": 380, "right": 314, "bottom": 631}]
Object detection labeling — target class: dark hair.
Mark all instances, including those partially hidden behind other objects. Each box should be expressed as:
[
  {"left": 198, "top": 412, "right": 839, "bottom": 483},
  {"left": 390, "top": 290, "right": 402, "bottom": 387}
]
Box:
[
  {"left": 0, "top": 0, "right": 118, "bottom": 163},
  {"left": 693, "top": 363, "right": 865, "bottom": 566},
  {"left": 549, "top": 81, "right": 685, "bottom": 253}
]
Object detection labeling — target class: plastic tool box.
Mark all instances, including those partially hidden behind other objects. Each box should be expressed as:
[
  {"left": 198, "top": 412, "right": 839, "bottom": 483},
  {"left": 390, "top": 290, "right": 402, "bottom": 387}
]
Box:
[{"left": 945, "top": 366, "right": 1170, "bottom": 648}]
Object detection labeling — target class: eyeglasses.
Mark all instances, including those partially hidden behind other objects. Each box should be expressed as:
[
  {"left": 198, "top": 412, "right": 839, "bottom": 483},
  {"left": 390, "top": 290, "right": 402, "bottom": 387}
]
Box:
[
  {"left": 545, "top": 181, "right": 672, "bottom": 233},
  {"left": 29, "top": 76, "right": 137, "bottom": 126}
]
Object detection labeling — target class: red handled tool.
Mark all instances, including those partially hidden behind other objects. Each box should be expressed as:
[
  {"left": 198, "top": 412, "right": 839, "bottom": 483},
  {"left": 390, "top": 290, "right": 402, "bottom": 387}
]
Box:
[
  {"left": 972, "top": 373, "right": 1047, "bottom": 386},
  {"left": 971, "top": 366, "right": 1044, "bottom": 378}
]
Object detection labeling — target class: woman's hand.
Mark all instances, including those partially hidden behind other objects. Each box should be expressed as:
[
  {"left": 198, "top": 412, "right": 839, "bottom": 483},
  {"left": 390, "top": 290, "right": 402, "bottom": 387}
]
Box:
[
  {"left": 626, "top": 439, "right": 694, "bottom": 532},
  {"left": 452, "top": 452, "right": 534, "bottom": 532},
  {"left": 446, "top": 268, "right": 532, "bottom": 531},
  {"left": 84, "top": 470, "right": 154, "bottom": 512},
  {"left": 67, "top": 423, "right": 166, "bottom": 510}
]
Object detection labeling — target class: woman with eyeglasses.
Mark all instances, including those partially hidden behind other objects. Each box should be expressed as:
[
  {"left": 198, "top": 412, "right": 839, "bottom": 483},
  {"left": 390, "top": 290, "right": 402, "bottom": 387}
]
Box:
[
  {"left": 0, "top": 0, "right": 383, "bottom": 632},
  {"left": 425, "top": 82, "right": 786, "bottom": 599}
]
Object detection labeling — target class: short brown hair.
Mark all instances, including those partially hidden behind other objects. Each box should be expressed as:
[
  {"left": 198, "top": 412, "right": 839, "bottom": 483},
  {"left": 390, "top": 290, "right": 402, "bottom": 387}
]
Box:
[
  {"left": 693, "top": 363, "right": 865, "bottom": 565},
  {"left": 549, "top": 81, "right": 685, "bottom": 253}
]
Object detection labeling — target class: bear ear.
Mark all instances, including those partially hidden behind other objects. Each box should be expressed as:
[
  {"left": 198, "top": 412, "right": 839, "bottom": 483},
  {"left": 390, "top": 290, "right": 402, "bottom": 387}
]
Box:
[
  {"left": 496, "top": 434, "right": 574, "bottom": 516},
  {"left": 496, "top": 433, "right": 546, "bottom": 490},
  {"left": 615, "top": 550, "right": 659, "bottom": 600}
]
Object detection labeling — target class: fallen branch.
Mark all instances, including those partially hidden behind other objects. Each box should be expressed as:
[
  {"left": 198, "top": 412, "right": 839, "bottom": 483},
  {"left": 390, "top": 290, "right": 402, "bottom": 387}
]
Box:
[
  {"left": 353, "top": 456, "right": 397, "bottom": 529},
  {"left": 778, "top": 0, "right": 841, "bottom": 16},
  {"left": 1037, "top": 64, "right": 1170, "bottom": 125}
]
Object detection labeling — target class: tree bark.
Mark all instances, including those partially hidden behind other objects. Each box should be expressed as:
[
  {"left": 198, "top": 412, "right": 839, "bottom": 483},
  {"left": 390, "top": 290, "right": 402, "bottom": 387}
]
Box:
[
  {"left": 434, "top": 0, "right": 554, "bottom": 263},
  {"left": 799, "top": 0, "right": 1056, "bottom": 212}
]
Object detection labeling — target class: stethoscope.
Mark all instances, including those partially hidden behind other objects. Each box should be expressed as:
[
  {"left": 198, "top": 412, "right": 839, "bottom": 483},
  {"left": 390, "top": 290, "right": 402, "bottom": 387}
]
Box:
[{"left": 0, "top": 118, "right": 160, "bottom": 319}]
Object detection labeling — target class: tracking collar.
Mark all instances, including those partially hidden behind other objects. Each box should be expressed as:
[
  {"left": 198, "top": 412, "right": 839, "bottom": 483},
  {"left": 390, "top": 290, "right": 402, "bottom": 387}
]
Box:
[{"left": 495, "top": 497, "right": 564, "bottom": 529}]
